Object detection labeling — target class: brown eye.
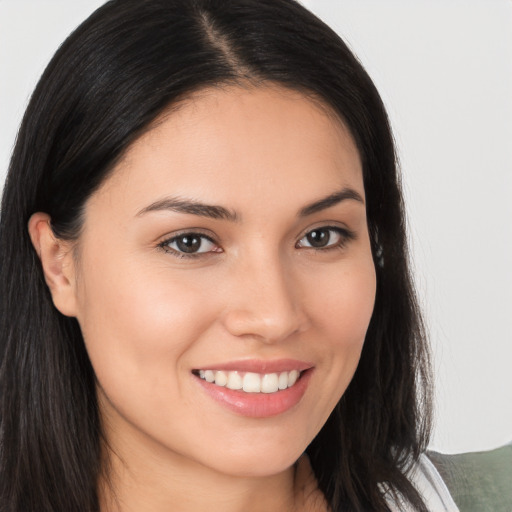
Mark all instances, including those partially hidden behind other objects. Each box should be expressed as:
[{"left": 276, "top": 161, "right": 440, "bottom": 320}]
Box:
[
  {"left": 175, "top": 235, "right": 202, "bottom": 253},
  {"left": 297, "top": 227, "right": 354, "bottom": 250},
  {"left": 163, "top": 233, "right": 219, "bottom": 256},
  {"left": 305, "top": 229, "right": 331, "bottom": 248}
]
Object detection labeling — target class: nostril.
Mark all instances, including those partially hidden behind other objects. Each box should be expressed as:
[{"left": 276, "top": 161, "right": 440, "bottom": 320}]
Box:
[
  {"left": 221, "top": 308, "right": 304, "bottom": 344},
  {"left": 220, "top": 261, "right": 309, "bottom": 342}
]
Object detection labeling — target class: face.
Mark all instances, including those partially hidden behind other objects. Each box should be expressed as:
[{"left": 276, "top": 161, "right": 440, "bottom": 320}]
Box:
[{"left": 67, "top": 85, "right": 376, "bottom": 478}]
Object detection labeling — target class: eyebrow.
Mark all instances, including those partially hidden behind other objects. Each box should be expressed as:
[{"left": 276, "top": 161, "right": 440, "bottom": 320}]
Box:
[
  {"left": 137, "top": 197, "right": 238, "bottom": 221},
  {"left": 298, "top": 188, "right": 364, "bottom": 217},
  {"left": 137, "top": 187, "right": 364, "bottom": 221}
]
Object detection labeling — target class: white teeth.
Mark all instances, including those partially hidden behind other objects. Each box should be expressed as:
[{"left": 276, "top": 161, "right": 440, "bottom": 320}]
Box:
[
  {"left": 278, "top": 371, "right": 288, "bottom": 390},
  {"left": 196, "top": 369, "right": 302, "bottom": 393},
  {"left": 261, "top": 373, "right": 279, "bottom": 393},
  {"left": 243, "top": 372, "right": 261, "bottom": 393},
  {"left": 227, "top": 371, "right": 243, "bottom": 390},
  {"left": 288, "top": 370, "right": 299, "bottom": 386},
  {"left": 214, "top": 370, "right": 227, "bottom": 387}
]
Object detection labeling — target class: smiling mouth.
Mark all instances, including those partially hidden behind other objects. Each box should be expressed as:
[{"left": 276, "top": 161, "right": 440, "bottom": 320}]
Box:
[{"left": 192, "top": 369, "right": 302, "bottom": 394}]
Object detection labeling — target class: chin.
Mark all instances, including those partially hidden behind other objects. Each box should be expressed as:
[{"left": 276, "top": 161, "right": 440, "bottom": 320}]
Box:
[{"left": 197, "top": 440, "right": 306, "bottom": 478}]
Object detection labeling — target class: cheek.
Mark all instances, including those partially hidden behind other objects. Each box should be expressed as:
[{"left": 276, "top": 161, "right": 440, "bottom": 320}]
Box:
[
  {"left": 311, "top": 257, "right": 376, "bottom": 342},
  {"left": 280, "top": 258, "right": 376, "bottom": 444},
  {"left": 310, "top": 258, "right": 376, "bottom": 390},
  {"left": 74, "top": 256, "right": 220, "bottom": 398}
]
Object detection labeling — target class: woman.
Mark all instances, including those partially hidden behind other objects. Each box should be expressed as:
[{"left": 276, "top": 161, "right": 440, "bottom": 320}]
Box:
[{"left": 0, "top": 0, "right": 459, "bottom": 510}]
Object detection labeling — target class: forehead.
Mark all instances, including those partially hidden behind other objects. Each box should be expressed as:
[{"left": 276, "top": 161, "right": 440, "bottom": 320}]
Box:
[{"left": 92, "top": 84, "right": 364, "bottom": 216}]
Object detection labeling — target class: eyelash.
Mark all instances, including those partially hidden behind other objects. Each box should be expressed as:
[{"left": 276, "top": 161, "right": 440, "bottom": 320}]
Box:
[
  {"left": 158, "top": 232, "right": 220, "bottom": 259},
  {"left": 158, "top": 226, "right": 355, "bottom": 259},
  {"left": 295, "top": 226, "right": 356, "bottom": 251}
]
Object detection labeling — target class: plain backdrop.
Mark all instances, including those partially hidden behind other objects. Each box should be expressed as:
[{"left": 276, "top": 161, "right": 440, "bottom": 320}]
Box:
[{"left": 1, "top": 0, "right": 511, "bottom": 454}]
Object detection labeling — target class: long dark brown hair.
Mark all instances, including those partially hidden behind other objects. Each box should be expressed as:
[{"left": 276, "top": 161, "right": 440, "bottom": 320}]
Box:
[{"left": 0, "top": 1, "right": 432, "bottom": 510}]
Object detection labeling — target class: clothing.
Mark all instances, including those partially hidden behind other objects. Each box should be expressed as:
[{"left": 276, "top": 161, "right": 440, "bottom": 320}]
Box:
[
  {"left": 296, "top": 452, "right": 460, "bottom": 511},
  {"left": 383, "top": 453, "right": 460, "bottom": 511}
]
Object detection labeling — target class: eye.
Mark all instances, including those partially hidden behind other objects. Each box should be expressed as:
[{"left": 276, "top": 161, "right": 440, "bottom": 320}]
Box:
[
  {"left": 159, "top": 233, "right": 220, "bottom": 258},
  {"left": 296, "top": 226, "right": 354, "bottom": 250}
]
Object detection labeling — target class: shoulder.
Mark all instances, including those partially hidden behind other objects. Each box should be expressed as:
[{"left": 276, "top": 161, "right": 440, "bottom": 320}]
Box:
[
  {"left": 408, "top": 453, "right": 460, "bottom": 511},
  {"left": 381, "top": 452, "right": 460, "bottom": 511}
]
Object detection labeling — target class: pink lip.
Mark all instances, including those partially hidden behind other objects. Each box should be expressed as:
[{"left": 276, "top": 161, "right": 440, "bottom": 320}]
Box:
[
  {"left": 193, "top": 360, "right": 314, "bottom": 418},
  {"left": 195, "top": 358, "right": 313, "bottom": 374}
]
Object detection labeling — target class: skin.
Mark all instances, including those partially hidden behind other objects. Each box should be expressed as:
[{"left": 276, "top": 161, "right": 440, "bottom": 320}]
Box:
[{"left": 29, "top": 85, "right": 376, "bottom": 512}]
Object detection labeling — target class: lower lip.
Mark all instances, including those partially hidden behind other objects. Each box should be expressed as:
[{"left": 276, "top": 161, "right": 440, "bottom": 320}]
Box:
[{"left": 194, "top": 370, "right": 313, "bottom": 418}]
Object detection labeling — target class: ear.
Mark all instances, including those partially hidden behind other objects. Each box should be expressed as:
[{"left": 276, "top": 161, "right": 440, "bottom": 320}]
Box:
[{"left": 28, "top": 212, "right": 79, "bottom": 317}]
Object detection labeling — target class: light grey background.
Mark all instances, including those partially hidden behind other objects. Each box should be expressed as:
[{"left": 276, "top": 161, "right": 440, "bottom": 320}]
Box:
[{"left": 1, "top": 0, "right": 511, "bottom": 454}]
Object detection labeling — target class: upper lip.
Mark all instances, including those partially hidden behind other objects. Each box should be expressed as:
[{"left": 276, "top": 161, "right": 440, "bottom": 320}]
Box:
[{"left": 194, "top": 358, "right": 313, "bottom": 374}]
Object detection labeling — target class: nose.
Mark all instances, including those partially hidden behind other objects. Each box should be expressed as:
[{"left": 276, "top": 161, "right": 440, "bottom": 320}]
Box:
[{"left": 221, "top": 253, "right": 309, "bottom": 344}]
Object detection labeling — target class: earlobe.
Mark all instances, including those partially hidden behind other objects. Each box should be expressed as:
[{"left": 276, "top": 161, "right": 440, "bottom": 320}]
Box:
[{"left": 28, "top": 212, "right": 79, "bottom": 317}]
